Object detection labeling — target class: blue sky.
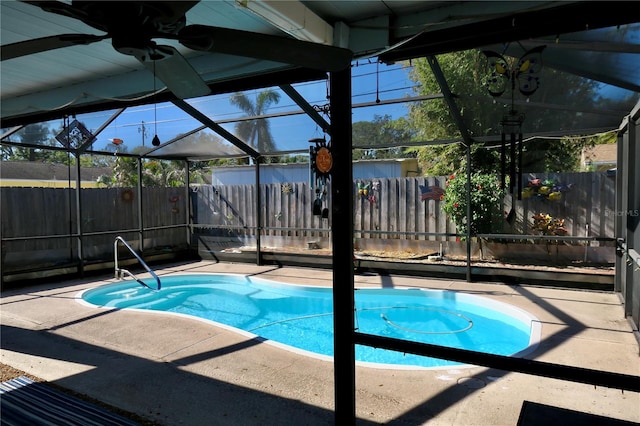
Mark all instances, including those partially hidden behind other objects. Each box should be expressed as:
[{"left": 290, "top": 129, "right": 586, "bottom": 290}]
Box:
[{"left": 74, "top": 60, "right": 416, "bottom": 155}]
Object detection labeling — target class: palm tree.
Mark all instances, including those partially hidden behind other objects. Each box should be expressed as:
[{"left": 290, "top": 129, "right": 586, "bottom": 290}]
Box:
[{"left": 230, "top": 90, "right": 281, "bottom": 161}]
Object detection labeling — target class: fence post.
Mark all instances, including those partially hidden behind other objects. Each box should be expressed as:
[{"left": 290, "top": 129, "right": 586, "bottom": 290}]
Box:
[
  {"left": 137, "top": 157, "right": 144, "bottom": 253},
  {"left": 255, "top": 159, "right": 262, "bottom": 265},
  {"left": 74, "top": 152, "right": 84, "bottom": 276}
]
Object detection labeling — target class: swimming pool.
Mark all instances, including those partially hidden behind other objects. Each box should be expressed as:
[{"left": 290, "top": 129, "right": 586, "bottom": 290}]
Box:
[{"left": 79, "top": 274, "right": 540, "bottom": 369}]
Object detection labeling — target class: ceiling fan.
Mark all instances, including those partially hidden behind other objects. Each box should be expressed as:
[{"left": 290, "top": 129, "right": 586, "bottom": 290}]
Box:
[{"left": 2, "top": 1, "right": 353, "bottom": 99}]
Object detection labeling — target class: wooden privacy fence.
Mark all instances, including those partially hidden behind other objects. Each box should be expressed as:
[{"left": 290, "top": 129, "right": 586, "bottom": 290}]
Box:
[
  {"left": 1, "top": 186, "right": 188, "bottom": 270},
  {"left": 0, "top": 171, "right": 616, "bottom": 271},
  {"left": 1, "top": 187, "right": 187, "bottom": 238},
  {"left": 197, "top": 171, "right": 616, "bottom": 242}
]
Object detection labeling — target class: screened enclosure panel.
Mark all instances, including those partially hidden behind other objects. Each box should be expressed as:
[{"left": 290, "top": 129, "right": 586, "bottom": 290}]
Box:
[
  {"left": 83, "top": 103, "right": 211, "bottom": 155},
  {"left": 453, "top": 65, "right": 640, "bottom": 141},
  {"left": 149, "top": 128, "right": 247, "bottom": 159},
  {"left": 483, "top": 23, "right": 640, "bottom": 94}
]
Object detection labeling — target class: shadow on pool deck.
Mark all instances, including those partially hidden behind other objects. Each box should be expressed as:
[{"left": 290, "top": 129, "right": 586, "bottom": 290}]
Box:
[
  {"left": 0, "top": 323, "right": 342, "bottom": 425},
  {"left": 1, "top": 260, "right": 638, "bottom": 425}
]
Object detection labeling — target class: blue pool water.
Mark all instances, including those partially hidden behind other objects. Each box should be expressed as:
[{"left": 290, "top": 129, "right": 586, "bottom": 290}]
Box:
[{"left": 80, "top": 274, "right": 539, "bottom": 369}]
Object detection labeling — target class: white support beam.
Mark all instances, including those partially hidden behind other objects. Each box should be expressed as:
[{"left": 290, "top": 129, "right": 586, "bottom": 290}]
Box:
[{"left": 236, "top": 0, "right": 334, "bottom": 45}]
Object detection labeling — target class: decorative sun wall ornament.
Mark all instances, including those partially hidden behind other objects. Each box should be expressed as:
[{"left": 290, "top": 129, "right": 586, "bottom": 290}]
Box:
[
  {"left": 310, "top": 137, "right": 332, "bottom": 179},
  {"left": 309, "top": 136, "right": 332, "bottom": 217},
  {"left": 281, "top": 183, "right": 293, "bottom": 194}
]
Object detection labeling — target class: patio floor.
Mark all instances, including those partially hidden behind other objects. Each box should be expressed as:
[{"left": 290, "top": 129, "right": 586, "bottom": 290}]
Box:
[{"left": 1, "top": 260, "right": 638, "bottom": 425}]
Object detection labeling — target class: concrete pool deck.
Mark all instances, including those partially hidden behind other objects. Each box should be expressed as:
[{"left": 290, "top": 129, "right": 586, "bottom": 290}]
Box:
[{"left": 1, "top": 260, "right": 639, "bottom": 425}]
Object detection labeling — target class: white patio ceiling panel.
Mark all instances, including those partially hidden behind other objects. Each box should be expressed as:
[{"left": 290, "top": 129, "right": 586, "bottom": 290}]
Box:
[{"left": 2, "top": 1, "right": 639, "bottom": 161}]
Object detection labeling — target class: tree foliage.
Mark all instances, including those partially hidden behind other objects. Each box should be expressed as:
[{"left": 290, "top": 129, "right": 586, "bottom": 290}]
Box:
[
  {"left": 230, "top": 90, "right": 281, "bottom": 162},
  {"left": 2, "top": 123, "right": 65, "bottom": 163},
  {"left": 352, "top": 114, "right": 416, "bottom": 160},
  {"left": 99, "top": 156, "right": 190, "bottom": 188},
  {"left": 406, "top": 49, "right": 608, "bottom": 175},
  {"left": 406, "top": 51, "right": 500, "bottom": 175}
]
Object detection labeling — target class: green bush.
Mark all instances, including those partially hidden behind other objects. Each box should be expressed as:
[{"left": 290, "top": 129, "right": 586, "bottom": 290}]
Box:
[{"left": 443, "top": 172, "right": 505, "bottom": 236}]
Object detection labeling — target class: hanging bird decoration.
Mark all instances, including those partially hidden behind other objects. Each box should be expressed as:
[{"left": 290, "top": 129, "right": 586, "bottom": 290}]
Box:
[{"left": 482, "top": 45, "right": 546, "bottom": 200}]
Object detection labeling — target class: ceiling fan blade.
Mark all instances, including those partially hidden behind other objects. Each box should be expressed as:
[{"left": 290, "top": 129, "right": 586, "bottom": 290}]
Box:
[
  {"left": 1, "top": 34, "right": 108, "bottom": 61},
  {"left": 24, "top": 1, "right": 200, "bottom": 36},
  {"left": 22, "top": 1, "right": 107, "bottom": 31},
  {"left": 136, "top": 45, "right": 211, "bottom": 99},
  {"left": 179, "top": 25, "right": 353, "bottom": 72}
]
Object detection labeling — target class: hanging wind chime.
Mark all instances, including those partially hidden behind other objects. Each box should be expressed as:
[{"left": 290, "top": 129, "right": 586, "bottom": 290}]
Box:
[
  {"left": 482, "top": 45, "right": 545, "bottom": 200},
  {"left": 309, "top": 136, "right": 333, "bottom": 218},
  {"left": 151, "top": 59, "right": 161, "bottom": 147}
]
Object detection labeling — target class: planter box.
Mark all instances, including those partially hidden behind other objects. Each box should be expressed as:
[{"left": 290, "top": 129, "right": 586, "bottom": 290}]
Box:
[{"left": 481, "top": 241, "right": 615, "bottom": 265}]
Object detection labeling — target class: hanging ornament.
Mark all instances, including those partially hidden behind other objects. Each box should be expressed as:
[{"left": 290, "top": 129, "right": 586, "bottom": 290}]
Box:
[
  {"left": 309, "top": 136, "right": 332, "bottom": 217},
  {"left": 151, "top": 58, "right": 161, "bottom": 147},
  {"left": 482, "top": 45, "right": 545, "bottom": 200},
  {"left": 55, "top": 118, "right": 95, "bottom": 149},
  {"left": 482, "top": 45, "right": 545, "bottom": 98},
  {"left": 310, "top": 136, "right": 333, "bottom": 179}
]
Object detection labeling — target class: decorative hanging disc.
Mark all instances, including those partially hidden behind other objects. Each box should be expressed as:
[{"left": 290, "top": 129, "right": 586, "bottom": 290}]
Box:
[
  {"left": 55, "top": 119, "right": 96, "bottom": 148},
  {"left": 310, "top": 137, "right": 332, "bottom": 178}
]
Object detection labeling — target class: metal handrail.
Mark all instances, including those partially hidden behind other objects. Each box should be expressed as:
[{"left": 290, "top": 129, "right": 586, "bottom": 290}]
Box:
[{"left": 114, "top": 236, "right": 161, "bottom": 290}]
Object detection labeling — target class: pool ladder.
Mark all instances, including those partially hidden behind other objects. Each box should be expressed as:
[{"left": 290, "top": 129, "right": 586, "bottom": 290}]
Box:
[{"left": 114, "top": 236, "right": 161, "bottom": 290}]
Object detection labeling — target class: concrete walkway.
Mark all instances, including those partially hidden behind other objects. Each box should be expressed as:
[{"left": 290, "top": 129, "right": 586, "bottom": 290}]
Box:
[{"left": 1, "top": 260, "right": 638, "bottom": 425}]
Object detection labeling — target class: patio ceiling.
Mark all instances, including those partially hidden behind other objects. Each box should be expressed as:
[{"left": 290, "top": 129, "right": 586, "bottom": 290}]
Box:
[{"left": 1, "top": 1, "right": 640, "bottom": 160}]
